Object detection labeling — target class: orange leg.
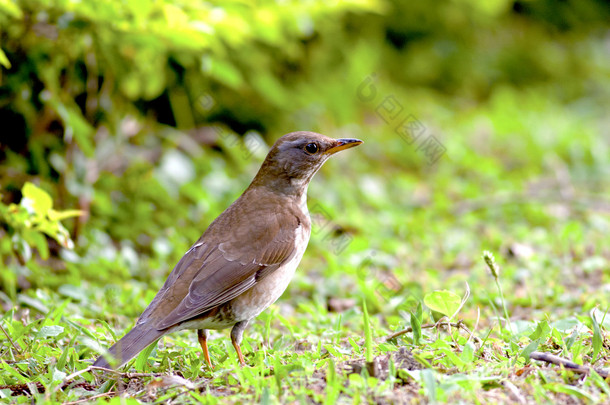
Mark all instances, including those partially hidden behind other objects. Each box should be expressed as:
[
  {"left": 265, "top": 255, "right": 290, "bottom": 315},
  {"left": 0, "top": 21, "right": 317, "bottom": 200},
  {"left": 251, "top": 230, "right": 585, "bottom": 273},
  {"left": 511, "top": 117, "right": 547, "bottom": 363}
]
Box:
[
  {"left": 231, "top": 320, "right": 249, "bottom": 367},
  {"left": 197, "top": 329, "right": 213, "bottom": 369},
  {"left": 231, "top": 339, "right": 246, "bottom": 366}
]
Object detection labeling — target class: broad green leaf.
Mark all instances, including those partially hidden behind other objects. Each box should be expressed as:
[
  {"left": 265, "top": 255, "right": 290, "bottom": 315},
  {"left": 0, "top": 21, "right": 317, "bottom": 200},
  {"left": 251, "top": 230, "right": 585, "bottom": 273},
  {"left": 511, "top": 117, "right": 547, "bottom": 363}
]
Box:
[
  {"left": 51, "top": 367, "right": 67, "bottom": 383},
  {"left": 22, "top": 229, "right": 49, "bottom": 260},
  {"left": 17, "top": 293, "right": 49, "bottom": 314},
  {"left": 460, "top": 342, "right": 475, "bottom": 364},
  {"left": 529, "top": 320, "right": 550, "bottom": 341},
  {"left": 162, "top": 3, "right": 189, "bottom": 27},
  {"left": 424, "top": 290, "right": 461, "bottom": 318},
  {"left": 518, "top": 339, "right": 539, "bottom": 364},
  {"left": 0, "top": 0, "right": 22, "bottom": 18},
  {"left": 58, "top": 284, "right": 87, "bottom": 302},
  {"left": 21, "top": 182, "right": 52, "bottom": 216},
  {"left": 37, "top": 220, "right": 74, "bottom": 248},
  {"left": 37, "top": 325, "right": 64, "bottom": 338}
]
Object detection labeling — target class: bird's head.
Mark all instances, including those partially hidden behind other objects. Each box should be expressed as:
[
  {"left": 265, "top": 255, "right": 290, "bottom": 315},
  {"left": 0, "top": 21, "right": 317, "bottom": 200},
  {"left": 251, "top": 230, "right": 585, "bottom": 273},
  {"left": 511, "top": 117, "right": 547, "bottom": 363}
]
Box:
[{"left": 250, "top": 131, "right": 363, "bottom": 197}]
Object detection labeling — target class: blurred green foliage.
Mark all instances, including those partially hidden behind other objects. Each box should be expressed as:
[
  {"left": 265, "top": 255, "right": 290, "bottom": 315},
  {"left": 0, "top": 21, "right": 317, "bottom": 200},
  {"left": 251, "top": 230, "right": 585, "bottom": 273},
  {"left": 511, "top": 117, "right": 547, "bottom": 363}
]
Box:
[{"left": 0, "top": 182, "right": 81, "bottom": 299}]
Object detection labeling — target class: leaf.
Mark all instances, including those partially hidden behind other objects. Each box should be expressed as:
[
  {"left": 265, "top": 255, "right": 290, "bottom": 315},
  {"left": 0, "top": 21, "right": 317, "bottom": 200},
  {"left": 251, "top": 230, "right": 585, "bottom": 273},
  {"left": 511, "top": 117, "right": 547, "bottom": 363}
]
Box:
[
  {"left": 0, "top": 0, "right": 23, "bottom": 19},
  {"left": 48, "top": 209, "right": 84, "bottom": 221},
  {"left": 37, "top": 220, "right": 74, "bottom": 249},
  {"left": 323, "top": 344, "right": 341, "bottom": 358},
  {"left": 0, "top": 362, "right": 28, "bottom": 383},
  {"left": 22, "top": 229, "right": 49, "bottom": 260},
  {"left": 421, "top": 369, "right": 437, "bottom": 403},
  {"left": 135, "top": 341, "right": 157, "bottom": 371},
  {"left": 362, "top": 299, "right": 373, "bottom": 363},
  {"left": 326, "top": 358, "right": 336, "bottom": 388},
  {"left": 460, "top": 342, "right": 475, "bottom": 364},
  {"left": 58, "top": 284, "right": 87, "bottom": 302},
  {"left": 206, "top": 56, "right": 244, "bottom": 88},
  {"left": 51, "top": 100, "right": 95, "bottom": 157},
  {"left": 424, "top": 290, "right": 461, "bottom": 318},
  {"left": 518, "top": 339, "right": 539, "bottom": 364},
  {"left": 11, "top": 233, "right": 32, "bottom": 262},
  {"left": 544, "top": 383, "right": 597, "bottom": 401},
  {"left": 51, "top": 367, "right": 67, "bottom": 383},
  {"left": 57, "top": 338, "right": 75, "bottom": 370},
  {"left": 591, "top": 312, "right": 602, "bottom": 363},
  {"left": 21, "top": 182, "right": 52, "bottom": 216},
  {"left": 529, "top": 320, "right": 550, "bottom": 341},
  {"left": 37, "top": 325, "right": 64, "bottom": 338},
  {"left": 438, "top": 347, "right": 465, "bottom": 368},
  {"left": 410, "top": 301, "right": 423, "bottom": 345},
  {"left": 565, "top": 327, "right": 579, "bottom": 350},
  {"left": 0, "top": 48, "right": 10, "bottom": 68},
  {"left": 17, "top": 294, "right": 49, "bottom": 314}
]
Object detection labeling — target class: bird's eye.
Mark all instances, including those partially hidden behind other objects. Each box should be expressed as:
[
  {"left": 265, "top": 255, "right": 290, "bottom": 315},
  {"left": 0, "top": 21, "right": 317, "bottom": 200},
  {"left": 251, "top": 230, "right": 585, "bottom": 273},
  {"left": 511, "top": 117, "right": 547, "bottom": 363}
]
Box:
[{"left": 304, "top": 143, "right": 319, "bottom": 154}]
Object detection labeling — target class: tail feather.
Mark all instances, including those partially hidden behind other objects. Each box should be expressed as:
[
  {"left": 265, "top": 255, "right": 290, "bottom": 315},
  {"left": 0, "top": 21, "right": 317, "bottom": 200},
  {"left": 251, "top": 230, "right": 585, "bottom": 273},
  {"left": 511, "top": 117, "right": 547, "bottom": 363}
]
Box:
[{"left": 93, "top": 325, "right": 166, "bottom": 369}]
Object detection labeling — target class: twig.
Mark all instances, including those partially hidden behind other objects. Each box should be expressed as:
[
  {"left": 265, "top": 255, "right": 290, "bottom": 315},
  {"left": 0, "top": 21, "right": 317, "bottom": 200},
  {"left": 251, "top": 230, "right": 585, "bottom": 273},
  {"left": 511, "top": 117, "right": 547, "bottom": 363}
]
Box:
[
  {"left": 467, "top": 307, "right": 481, "bottom": 346},
  {"left": 502, "top": 380, "right": 526, "bottom": 404},
  {"left": 0, "top": 322, "right": 21, "bottom": 354},
  {"left": 449, "top": 282, "right": 470, "bottom": 322},
  {"left": 529, "top": 351, "right": 610, "bottom": 378},
  {"left": 0, "top": 381, "right": 96, "bottom": 396},
  {"left": 446, "top": 283, "right": 471, "bottom": 345},
  {"left": 380, "top": 320, "right": 482, "bottom": 344},
  {"left": 52, "top": 366, "right": 95, "bottom": 395},
  {"left": 90, "top": 366, "right": 166, "bottom": 378},
  {"left": 1, "top": 365, "right": 186, "bottom": 398},
  {"left": 62, "top": 391, "right": 117, "bottom": 405}
]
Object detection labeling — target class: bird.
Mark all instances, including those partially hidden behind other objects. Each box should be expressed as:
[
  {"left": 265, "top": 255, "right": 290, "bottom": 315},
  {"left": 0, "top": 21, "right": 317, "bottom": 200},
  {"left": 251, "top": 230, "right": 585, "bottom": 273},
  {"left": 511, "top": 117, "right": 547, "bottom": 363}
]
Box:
[{"left": 93, "top": 131, "right": 362, "bottom": 369}]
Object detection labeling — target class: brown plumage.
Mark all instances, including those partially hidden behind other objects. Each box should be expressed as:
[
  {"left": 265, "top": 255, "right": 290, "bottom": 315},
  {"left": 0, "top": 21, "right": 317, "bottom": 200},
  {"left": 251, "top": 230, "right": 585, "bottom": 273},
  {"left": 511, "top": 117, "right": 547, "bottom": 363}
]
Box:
[{"left": 93, "top": 131, "right": 362, "bottom": 369}]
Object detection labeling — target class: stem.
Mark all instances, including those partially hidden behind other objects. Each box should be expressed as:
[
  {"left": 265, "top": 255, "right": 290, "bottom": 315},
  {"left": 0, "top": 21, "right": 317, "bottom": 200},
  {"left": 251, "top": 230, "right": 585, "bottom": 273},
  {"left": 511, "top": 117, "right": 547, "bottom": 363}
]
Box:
[{"left": 494, "top": 278, "right": 513, "bottom": 335}]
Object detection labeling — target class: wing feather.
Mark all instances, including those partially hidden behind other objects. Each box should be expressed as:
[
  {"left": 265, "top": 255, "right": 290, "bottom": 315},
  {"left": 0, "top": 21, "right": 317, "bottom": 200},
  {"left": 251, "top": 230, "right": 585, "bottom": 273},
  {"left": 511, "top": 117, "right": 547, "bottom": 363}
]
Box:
[{"left": 137, "top": 190, "right": 310, "bottom": 332}]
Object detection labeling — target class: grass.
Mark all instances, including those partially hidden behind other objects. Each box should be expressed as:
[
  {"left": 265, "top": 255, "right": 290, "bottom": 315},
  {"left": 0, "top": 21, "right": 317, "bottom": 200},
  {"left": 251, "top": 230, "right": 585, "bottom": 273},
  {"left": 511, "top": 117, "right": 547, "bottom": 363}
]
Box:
[{"left": 1, "top": 84, "right": 610, "bottom": 403}]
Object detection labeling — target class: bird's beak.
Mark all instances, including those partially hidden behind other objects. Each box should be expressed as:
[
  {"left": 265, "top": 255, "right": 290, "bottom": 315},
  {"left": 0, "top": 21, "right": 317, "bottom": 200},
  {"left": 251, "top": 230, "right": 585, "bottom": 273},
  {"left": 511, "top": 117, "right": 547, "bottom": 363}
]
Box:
[{"left": 326, "top": 138, "right": 363, "bottom": 155}]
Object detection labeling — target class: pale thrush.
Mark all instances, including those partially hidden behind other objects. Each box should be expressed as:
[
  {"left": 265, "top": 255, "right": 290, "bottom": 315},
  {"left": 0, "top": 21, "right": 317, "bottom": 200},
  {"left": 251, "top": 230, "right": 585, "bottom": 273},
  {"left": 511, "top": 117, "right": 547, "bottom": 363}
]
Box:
[{"left": 93, "top": 131, "right": 362, "bottom": 369}]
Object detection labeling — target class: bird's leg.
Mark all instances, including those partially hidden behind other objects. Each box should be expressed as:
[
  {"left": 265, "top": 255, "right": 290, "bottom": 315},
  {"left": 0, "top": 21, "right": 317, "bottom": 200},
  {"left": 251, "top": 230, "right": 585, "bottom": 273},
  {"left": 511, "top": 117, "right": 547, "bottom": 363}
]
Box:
[
  {"left": 197, "top": 329, "right": 213, "bottom": 369},
  {"left": 230, "top": 320, "right": 249, "bottom": 366}
]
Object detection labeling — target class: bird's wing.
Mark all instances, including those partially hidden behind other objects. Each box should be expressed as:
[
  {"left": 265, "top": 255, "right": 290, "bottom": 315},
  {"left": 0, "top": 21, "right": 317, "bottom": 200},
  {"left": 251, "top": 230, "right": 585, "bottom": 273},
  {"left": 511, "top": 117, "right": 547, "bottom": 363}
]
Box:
[{"left": 142, "top": 205, "right": 307, "bottom": 331}]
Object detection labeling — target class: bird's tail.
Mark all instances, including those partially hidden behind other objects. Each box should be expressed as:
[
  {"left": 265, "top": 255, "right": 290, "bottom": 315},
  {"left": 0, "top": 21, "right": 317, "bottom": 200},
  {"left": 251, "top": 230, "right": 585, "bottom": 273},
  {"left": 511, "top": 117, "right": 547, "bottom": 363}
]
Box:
[{"left": 93, "top": 325, "right": 166, "bottom": 369}]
